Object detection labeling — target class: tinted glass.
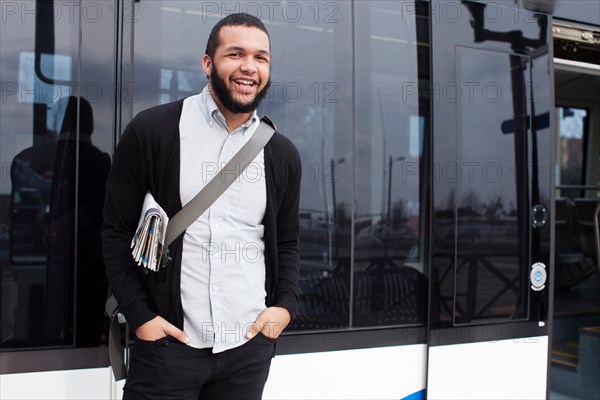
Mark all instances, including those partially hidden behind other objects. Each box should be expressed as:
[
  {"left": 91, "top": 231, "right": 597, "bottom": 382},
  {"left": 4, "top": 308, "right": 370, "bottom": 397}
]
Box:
[
  {"left": 352, "top": 0, "right": 429, "bottom": 327},
  {"left": 126, "top": 1, "right": 429, "bottom": 332},
  {"left": 453, "top": 48, "right": 530, "bottom": 324},
  {"left": 1, "top": 1, "right": 115, "bottom": 349},
  {"left": 430, "top": 0, "right": 552, "bottom": 329}
]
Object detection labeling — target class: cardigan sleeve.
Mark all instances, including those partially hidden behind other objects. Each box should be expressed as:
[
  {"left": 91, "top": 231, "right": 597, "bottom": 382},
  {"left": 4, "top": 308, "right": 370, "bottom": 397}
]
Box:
[
  {"left": 273, "top": 140, "right": 302, "bottom": 320},
  {"left": 102, "top": 119, "right": 157, "bottom": 330}
]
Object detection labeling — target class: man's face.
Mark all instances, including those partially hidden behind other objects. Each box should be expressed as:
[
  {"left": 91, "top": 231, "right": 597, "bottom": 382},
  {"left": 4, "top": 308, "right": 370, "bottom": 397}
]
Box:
[{"left": 203, "top": 25, "right": 270, "bottom": 114}]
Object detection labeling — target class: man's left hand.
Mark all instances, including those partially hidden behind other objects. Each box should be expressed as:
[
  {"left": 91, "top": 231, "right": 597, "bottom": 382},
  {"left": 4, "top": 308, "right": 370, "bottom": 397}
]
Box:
[{"left": 246, "top": 306, "right": 291, "bottom": 340}]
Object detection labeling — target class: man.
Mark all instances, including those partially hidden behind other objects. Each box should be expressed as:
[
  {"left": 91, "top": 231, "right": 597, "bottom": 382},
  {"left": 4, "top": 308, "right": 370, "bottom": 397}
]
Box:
[{"left": 102, "top": 13, "right": 301, "bottom": 400}]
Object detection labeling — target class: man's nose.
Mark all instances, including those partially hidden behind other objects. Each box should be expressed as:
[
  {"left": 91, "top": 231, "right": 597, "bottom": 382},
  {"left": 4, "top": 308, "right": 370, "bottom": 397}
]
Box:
[{"left": 240, "top": 57, "right": 258, "bottom": 73}]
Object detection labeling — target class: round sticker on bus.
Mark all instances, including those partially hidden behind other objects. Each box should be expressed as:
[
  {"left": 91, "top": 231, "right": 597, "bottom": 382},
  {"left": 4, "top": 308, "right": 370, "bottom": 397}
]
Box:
[{"left": 530, "top": 262, "right": 547, "bottom": 291}]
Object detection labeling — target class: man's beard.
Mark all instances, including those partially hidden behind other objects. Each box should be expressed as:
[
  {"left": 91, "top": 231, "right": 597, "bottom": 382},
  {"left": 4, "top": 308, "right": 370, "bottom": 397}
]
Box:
[{"left": 210, "top": 63, "right": 270, "bottom": 114}]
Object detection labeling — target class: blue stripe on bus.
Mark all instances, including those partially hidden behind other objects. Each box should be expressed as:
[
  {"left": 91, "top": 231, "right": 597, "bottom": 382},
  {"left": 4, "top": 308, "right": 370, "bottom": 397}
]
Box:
[{"left": 401, "top": 388, "right": 426, "bottom": 400}]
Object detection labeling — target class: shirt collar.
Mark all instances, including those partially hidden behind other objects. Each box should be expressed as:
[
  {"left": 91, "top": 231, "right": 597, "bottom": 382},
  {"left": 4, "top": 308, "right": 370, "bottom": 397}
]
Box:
[{"left": 197, "top": 86, "right": 259, "bottom": 134}]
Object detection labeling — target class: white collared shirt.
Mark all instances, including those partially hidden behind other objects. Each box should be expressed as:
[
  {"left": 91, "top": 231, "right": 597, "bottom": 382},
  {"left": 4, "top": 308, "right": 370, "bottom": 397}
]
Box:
[{"left": 179, "top": 86, "right": 267, "bottom": 353}]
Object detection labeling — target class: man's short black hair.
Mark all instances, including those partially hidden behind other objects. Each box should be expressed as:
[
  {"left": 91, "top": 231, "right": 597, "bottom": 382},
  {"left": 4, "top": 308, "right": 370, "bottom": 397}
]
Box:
[{"left": 205, "top": 13, "right": 270, "bottom": 59}]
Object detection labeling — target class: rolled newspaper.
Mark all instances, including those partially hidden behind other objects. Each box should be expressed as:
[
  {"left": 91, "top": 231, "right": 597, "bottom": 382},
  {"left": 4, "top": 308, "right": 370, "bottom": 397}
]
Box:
[{"left": 131, "top": 192, "right": 169, "bottom": 271}]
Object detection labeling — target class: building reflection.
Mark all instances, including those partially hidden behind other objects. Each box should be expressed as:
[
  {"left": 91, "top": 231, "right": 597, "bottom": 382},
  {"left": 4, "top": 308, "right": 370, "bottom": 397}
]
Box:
[{"left": 292, "top": 196, "right": 428, "bottom": 330}]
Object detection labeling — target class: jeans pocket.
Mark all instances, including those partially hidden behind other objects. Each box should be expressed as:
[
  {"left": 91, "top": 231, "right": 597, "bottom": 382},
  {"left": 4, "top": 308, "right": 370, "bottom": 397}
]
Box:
[{"left": 255, "top": 331, "right": 277, "bottom": 344}]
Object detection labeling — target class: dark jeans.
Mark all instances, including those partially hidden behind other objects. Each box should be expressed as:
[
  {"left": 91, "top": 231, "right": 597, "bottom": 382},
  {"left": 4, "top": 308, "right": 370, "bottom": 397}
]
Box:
[{"left": 123, "top": 333, "right": 276, "bottom": 400}]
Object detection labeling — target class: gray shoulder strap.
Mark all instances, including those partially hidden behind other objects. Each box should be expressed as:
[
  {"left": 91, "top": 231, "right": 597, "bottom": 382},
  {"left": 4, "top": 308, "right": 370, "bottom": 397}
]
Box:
[{"left": 164, "top": 116, "right": 276, "bottom": 246}]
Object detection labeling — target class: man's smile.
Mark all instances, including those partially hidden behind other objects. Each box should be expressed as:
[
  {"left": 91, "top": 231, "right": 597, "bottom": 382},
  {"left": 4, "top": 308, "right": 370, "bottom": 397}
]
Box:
[{"left": 232, "top": 77, "right": 259, "bottom": 93}]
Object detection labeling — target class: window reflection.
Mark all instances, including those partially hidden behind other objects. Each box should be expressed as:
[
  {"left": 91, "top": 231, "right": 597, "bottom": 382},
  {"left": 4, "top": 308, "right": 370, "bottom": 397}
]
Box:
[
  {"left": 48, "top": 97, "right": 111, "bottom": 346},
  {"left": 430, "top": 1, "right": 552, "bottom": 328},
  {"left": 0, "top": 0, "right": 118, "bottom": 351},
  {"left": 262, "top": 15, "right": 354, "bottom": 330},
  {"left": 10, "top": 121, "right": 55, "bottom": 265},
  {"left": 4, "top": 95, "right": 110, "bottom": 347},
  {"left": 352, "top": 1, "right": 429, "bottom": 327},
  {"left": 453, "top": 49, "right": 530, "bottom": 324}
]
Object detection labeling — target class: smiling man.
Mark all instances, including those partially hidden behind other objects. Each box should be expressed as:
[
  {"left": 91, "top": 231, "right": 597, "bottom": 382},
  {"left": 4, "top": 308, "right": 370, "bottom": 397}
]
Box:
[{"left": 102, "top": 13, "right": 301, "bottom": 400}]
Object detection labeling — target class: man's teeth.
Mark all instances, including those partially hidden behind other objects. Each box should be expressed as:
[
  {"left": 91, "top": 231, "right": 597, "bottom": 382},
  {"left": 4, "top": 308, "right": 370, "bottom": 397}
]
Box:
[{"left": 236, "top": 79, "right": 254, "bottom": 86}]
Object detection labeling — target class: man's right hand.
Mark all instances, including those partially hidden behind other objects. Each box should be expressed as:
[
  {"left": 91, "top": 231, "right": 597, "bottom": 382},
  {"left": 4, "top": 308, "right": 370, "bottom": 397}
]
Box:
[{"left": 135, "top": 315, "right": 191, "bottom": 344}]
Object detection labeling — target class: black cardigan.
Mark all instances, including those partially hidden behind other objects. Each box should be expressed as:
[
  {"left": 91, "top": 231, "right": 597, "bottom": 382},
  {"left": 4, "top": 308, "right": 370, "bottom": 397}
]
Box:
[{"left": 102, "top": 99, "right": 301, "bottom": 331}]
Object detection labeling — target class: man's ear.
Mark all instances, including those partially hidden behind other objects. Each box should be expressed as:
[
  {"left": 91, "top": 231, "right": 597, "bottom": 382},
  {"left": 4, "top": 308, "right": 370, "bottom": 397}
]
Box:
[{"left": 202, "top": 54, "right": 212, "bottom": 78}]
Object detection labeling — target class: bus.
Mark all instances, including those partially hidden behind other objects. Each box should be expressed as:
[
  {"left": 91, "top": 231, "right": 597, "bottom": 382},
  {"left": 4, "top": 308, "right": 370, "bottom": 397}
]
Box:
[{"left": 1, "top": 1, "right": 598, "bottom": 399}]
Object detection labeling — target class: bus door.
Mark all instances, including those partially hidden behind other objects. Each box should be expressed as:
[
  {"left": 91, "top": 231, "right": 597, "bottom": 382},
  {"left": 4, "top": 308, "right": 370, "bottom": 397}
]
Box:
[{"left": 427, "top": 1, "right": 553, "bottom": 398}]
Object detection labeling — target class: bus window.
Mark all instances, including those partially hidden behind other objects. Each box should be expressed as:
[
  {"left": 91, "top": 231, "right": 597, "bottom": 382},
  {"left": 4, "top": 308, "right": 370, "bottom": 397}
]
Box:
[
  {"left": 123, "top": 0, "right": 430, "bottom": 334},
  {"left": 556, "top": 106, "right": 588, "bottom": 199},
  {"left": 351, "top": 1, "right": 429, "bottom": 328},
  {"left": 1, "top": 1, "right": 116, "bottom": 352}
]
